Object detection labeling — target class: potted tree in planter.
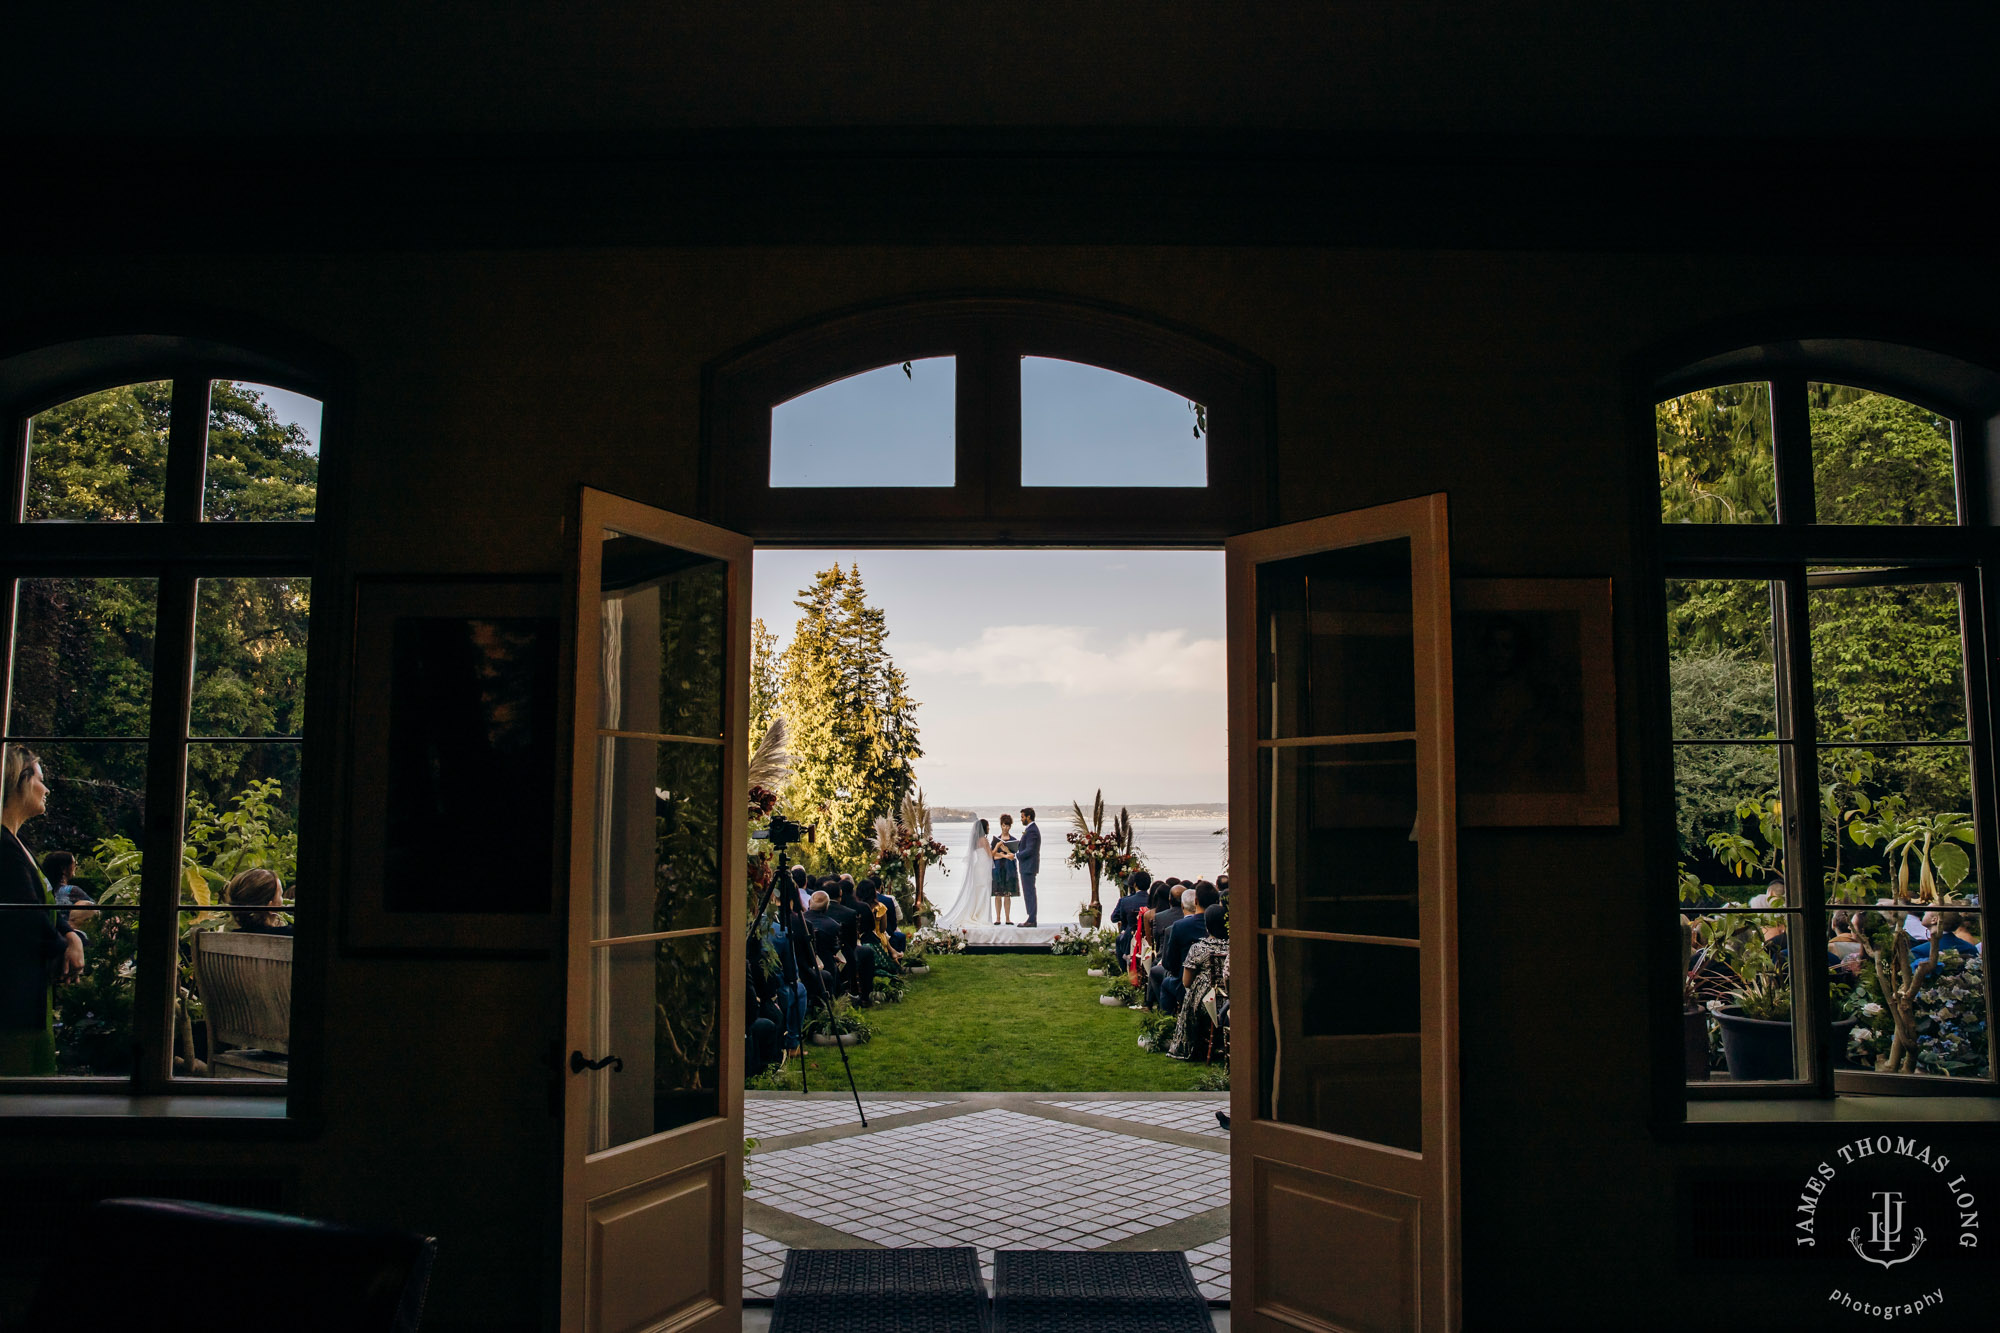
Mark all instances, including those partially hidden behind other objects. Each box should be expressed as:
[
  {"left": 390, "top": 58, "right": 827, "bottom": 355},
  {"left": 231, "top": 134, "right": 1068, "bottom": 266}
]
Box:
[{"left": 1068, "top": 792, "right": 1139, "bottom": 926}]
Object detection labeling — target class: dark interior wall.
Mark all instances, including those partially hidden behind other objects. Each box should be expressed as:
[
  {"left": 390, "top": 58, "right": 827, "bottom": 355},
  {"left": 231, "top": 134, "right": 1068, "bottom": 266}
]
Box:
[{"left": 3, "top": 245, "right": 1998, "bottom": 1329}]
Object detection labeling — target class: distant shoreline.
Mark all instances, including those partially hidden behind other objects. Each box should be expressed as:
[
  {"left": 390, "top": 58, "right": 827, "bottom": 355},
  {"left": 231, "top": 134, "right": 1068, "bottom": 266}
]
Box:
[{"left": 932, "top": 804, "right": 1225, "bottom": 822}]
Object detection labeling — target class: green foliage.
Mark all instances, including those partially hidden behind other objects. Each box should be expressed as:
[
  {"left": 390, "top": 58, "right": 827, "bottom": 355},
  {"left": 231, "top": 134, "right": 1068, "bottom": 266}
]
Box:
[
  {"left": 749, "top": 618, "right": 783, "bottom": 756},
  {"left": 1194, "top": 1064, "right": 1230, "bottom": 1092},
  {"left": 1656, "top": 383, "right": 1775, "bottom": 525},
  {"left": 1138, "top": 1009, "right": 1177, "bottom": 1052},
  {"left": 26, "top": 381, "right": 173, "bottom": 520},
  {"left": 1101, "top": 975, "right": 1140, "bottom": 1004},
  {"left": 1809, "top": 385, "right": 1954, "bottom": 526},
  {"left": 776, "top": 564, "right": 924, "bottom": 864},
  {"left": 804, "top": 997, "right": 871, "bottom": 1041}
]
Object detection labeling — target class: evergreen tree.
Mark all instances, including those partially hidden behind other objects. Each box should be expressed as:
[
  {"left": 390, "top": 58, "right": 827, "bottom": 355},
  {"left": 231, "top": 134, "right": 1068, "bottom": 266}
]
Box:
[
  {"left": 776, "top": 564, "right": 923, "bottom": 863},
  {"left": 749, "top": 617, "right": 781, "bottom": 749}
]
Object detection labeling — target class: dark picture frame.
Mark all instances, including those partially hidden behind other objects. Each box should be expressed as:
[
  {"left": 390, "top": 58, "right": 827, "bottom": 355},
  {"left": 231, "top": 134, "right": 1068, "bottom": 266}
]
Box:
[
  {"left": 343, "top": 578, "right": 564, "bottom": 954},
  {"left": 1454, "top": 577, "right": 1618, "bottom": 827}
]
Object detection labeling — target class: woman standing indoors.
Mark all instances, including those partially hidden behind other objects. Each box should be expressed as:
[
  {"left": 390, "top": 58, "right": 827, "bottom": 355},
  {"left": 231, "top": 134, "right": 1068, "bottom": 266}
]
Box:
[{"left": 0, "top": 748, "right": 86, "bottom": 1075}]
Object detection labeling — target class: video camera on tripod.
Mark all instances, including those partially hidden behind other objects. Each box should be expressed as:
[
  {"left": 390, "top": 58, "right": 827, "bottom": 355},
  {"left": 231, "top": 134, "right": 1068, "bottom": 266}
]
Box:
[{"left": 751, "top": 815, "right": 814, "bottom": 850}]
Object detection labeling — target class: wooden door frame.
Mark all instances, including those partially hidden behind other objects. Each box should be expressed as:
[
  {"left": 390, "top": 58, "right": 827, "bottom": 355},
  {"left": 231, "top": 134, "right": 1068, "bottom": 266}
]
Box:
[{"left": 1226, "top": 494, "right": 1462, "bottom": 1333}]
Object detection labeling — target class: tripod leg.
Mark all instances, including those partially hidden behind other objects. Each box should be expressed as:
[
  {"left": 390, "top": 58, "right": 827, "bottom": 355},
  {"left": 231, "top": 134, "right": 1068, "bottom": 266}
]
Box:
[{"left": 813, "top": 987, "right": 868, "bottom": 1128}]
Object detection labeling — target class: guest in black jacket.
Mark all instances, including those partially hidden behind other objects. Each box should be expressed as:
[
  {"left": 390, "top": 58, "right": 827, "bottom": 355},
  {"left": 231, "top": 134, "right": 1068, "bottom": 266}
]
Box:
[
  {"left": 826, "top": 880, "right": 876, "bottom": 1001},
  {"left": 1, "top": 747, "right": 84, "bottom": 1076},
  {"left": 1111, "top": 870, "right": 1152, "bottom": 963}
]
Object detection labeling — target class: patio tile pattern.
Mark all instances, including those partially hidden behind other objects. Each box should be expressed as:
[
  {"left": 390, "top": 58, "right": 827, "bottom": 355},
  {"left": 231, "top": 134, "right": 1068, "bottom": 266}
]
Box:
[
  {"left": 743, "top": 1230, "right": 790, "bottom": 1300},
  {"left": 747, "top": 1104, "right": 1230, "bottom": 1288},
  {"left": 1041, "top": 1099, "right": 1230, "bottom": 1138},
  {"left": 1183, "top": 1236, "right": 1232, "bottom": 1301},
  {"left": 745, "top": 1097, "right": 948, "bottom": 1140}
]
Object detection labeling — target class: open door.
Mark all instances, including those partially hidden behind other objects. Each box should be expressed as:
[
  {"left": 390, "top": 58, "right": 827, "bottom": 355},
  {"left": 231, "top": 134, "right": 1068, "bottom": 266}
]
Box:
[
  {"left": 561, "top": 488, "right": 751, "bottom": 1333},
  {"left": 1227, "top": 495, "right": 1460, "bottom": 1333}
]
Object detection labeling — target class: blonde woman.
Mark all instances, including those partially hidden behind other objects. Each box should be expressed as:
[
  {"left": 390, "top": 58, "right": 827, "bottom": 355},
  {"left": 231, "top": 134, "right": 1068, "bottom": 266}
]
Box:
[{"left": 1, "top": 747, "right": 85, "bottom": 1076}]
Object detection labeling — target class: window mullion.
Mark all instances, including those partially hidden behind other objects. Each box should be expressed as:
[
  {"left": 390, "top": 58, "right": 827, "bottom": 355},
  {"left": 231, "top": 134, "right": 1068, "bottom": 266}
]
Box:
[
  {"left": 1776, "top": 567, "right": 1831, "bottom": 1094},
  {"left": 1771, "top": 374, "right": 1815, "bottom": 525},
  {"left": 131, "top": 568, "right": 197, "bottom": 1093},
  {"left": 164, "top": 376, "right": 210, "bottom": 523}
]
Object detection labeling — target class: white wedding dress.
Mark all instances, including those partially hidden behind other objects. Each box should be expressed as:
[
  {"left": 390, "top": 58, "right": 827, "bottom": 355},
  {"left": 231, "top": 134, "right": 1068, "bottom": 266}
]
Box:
[{"left": 936, "top": 822, "right": 995, "bottom": 931}]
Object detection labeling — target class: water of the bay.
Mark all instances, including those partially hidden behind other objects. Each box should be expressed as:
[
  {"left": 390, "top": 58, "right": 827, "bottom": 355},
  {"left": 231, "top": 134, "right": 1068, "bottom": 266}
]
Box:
[{"left": 924, "top": 817, "right": 1227, "bottom": 924}]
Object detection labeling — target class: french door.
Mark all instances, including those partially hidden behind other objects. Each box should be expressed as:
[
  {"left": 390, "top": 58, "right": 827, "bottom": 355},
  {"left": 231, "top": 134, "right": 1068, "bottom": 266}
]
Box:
[
  {"left": 1227, "top": 495, "right": 1462, "bottom": 1333},
  {"left": 560, "top": 489, "right": 751, "bottom": 1333}
]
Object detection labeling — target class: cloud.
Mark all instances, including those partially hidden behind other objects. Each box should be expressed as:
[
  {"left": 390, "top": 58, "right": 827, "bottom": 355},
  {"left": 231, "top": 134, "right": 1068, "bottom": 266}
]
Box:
[{"left": 907, "top": 625, "right": 1223, "bottom": 695}]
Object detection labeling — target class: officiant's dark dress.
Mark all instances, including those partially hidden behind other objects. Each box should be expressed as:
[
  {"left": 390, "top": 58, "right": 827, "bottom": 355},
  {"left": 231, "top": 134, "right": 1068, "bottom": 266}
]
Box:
[{"left": 991, "top": 834, "right": 1020, "bottom": 898}]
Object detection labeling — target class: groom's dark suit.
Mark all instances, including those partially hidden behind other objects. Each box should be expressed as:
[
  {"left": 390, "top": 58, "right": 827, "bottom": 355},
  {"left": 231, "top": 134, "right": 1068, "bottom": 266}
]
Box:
[{"left": 1016, "top": 819, "right": 1041, "bottom": 925}]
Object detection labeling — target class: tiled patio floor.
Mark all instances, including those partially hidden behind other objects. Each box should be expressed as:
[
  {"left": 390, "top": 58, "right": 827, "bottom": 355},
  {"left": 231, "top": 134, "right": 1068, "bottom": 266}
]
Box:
[{"left": 743, "top": 1091, "right": 1230, "bottom": 1303}]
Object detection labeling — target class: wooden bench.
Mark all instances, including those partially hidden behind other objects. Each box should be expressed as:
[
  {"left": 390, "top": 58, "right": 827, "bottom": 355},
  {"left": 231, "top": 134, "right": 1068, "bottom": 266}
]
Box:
[{"left": 191, "top": 930, "right": 292, "bottom": 1077}]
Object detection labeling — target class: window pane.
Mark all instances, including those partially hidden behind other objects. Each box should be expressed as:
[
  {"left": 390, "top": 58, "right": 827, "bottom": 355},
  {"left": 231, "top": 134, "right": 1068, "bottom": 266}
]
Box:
[
  {"left": 592, "top": 737, "right": 724, "bottom": 940},
  {"left": 179, "top": 911, "right": 291, "bottom": 1081},
  {"left": 204, "top": 382, "right": 320, "bottom": 522},
  {"left": 600, "top": 537, "right": 727, "bottom": 738},
  {"left": 192, "top": 577, "right": 310, "bottom": 737},
  {"left": 185, "top": 742, "right": 301, "bottom": 907},
  {"left": 1809, "top": 383, "right": 1956, "bottom": 525},
  {"left": 1809, "top": 578, "right": 1966, "bottom": 744},
  {"left": 1683, "top": 909, "right": 1806, "bottom": 1084},
  {"left": 588, "top": 934, "right": 722, "bottom": 1150},
  {"left": 12, "top": 740, "right": 149, "bottom": 854},
  {"left": 1838, "top": 908, "right": 1988, "bottom": 1080},
  {"left": 1020, "top": 357, "right": 1206, "bottom": 487},
  {"left": 23, "top": 381, "right": 172, "bottom": 522},
  {"left": 1665, "top": 578, "right": 1780, "bottom": 741},
  {"left": 1258, "top": 539, "right": 1414, "bottom": 740},
  {"left": 8, "top": 578, "right": 158, "bottom": 737},
  {"left": 769, "top": 358, "right": 954, "bottom": 487},
  {"left": 1821, "top": 745, "right": 1976, "bottom": 907},
  {"left": 1656, "top": 383, "right": 1774, "bottom": 524},
  {"left": 51, "top": 908, "right": 139, "bottom": 1076},
  {"left": 1673, "top": 744, "right": 1786, "bottom": 907},
  {"left": 1260, "top": 935, "right": 1421, "bottom": 1151},
  {"left": 1261, "top": 742, "right": 1417, "bottom": 937}
]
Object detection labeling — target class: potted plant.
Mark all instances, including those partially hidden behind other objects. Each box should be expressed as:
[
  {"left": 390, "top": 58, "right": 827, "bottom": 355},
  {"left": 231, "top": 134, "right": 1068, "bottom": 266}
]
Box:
[
  {"left": 902, "top": 940, "right": 931, "bottom": 976},
  {"left": 1049, "top": 925, "right": 1095, "bottom": 956},
  {"left": 806, "top": 999, "right": 871, "bottom": 1046},
  {"left": 1100, "top": 975, "right": 1141, "bottom": 1007},
  {"left": 872, "top": 973, "right": 907, "bottom": 1004},
  {"left": 1067, "top": 791, "right": 1139, "bottom": 921}
]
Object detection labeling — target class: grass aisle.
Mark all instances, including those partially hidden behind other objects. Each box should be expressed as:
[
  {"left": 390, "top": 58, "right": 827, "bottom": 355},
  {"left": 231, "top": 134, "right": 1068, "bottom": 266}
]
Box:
[{"left": 760, "top": 953, "right": 1213, "bottom": 1093}]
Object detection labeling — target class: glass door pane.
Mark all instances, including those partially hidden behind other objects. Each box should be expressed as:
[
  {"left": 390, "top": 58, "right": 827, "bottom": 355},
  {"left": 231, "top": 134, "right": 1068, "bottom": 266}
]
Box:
[{"left": 588, "top": 533, "right": 730, "bottom": 1152}]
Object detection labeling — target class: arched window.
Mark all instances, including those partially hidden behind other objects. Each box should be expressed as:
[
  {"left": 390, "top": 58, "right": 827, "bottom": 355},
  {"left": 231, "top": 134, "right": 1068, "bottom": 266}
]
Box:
[
  {"left": 1, "top": 331, "right": 330, "bottom": 1097},
  {"left": 705, "top": 296, "right": 1272, "bottom": 541},
  {"left": 1651, "top": 336, "right": 2000, "bottom": 1105}
]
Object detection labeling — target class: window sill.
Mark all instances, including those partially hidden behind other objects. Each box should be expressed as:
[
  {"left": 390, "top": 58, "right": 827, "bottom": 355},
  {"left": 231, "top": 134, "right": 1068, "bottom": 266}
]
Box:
[
  {"left": 1687, "top": 1095, "right": 2000, "bottom": 1126},
  {"left": 0, "top": 1092, "right": 299, "bottom": 1136}
]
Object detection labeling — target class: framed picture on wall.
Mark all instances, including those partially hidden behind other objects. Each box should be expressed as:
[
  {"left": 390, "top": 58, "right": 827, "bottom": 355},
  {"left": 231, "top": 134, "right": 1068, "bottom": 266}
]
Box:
[
  {"left": 343, "top": 578, "right": 565, "bottom": 954},
  {"left": 1453, "top": 577, "right": 1618, "bottom": 826}
]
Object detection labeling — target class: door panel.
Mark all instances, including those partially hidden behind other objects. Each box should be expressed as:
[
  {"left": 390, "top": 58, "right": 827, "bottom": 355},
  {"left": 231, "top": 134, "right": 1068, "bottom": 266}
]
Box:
[
  {"left": 564, "top": 490, "right": 750, "bottom": 1333},
  {"left": 1230, "top": 496, "right": 1459, "bottom": 1333}
]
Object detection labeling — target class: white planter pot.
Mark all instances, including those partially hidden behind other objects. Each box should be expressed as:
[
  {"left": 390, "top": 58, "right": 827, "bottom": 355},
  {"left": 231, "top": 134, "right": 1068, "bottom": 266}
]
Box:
[
  {"left": 810, "top": 1032, "right": 862, "bottom": 1047},
  {"left": 907, "top": 965, "right": 930, "bottom": 975},
  {"left": 1099, "top": 994, "right": 1127, "bottom": 1006},
  {"left": 1086, "top": 967, "right": 1106, "bottom": 977}
]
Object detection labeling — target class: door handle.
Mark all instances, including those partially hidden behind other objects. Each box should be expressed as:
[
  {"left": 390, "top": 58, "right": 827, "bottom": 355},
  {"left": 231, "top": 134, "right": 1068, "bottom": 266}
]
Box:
[{"left": 570, "top": 1050, "right": 624, "bottom": 1074}]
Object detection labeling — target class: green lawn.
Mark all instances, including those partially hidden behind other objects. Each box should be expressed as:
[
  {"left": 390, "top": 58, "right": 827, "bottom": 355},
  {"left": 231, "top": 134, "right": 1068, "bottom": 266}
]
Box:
[{"left": 756, "top": 953, "right": 1211, "bottom": 1093}]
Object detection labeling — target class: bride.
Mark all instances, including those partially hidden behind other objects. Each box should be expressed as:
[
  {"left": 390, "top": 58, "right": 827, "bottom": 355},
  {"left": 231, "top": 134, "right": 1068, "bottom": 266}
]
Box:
[{"left": 936, "top": 818, "right": 995, "bottom": 931}]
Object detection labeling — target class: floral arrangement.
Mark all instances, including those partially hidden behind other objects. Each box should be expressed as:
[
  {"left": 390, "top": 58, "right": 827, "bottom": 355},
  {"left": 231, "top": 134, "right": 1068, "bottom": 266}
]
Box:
[
  {"left": 1049, "top": 924, "right": 1098, "bottom": 955},
  {"left": 908, "top": 925, "right": 967, "bottom": 955},
  {"left": 804, "top": 998, "right": 871, "bottom": 1041},
  {"left": 1066, "top": 791, "right": 1142, "bottom": 911},
  {"left": 1101, "top": 974, "right": 1141, "bottom": 1005},
  {"left": 1847, "top": 949, "right": 1987, "bottom": 1078},
  {"left": 1137, "top": 1009, "right": 1178, "bottom": 1052},
  {"left": 872, "top": 973, "right": 908, "bottom": 1004}
]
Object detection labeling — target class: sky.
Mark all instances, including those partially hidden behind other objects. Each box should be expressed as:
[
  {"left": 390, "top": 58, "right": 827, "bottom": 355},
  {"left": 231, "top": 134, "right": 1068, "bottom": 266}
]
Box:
[
  {"left": 753, "top": 548, "right": 1225, "bottom": 809},
  {"left": 238, "top": 382, "right": 323, "bottom": 448},
  {"left": 758, "top": 356, "right": 1222, "bottom": 807}
]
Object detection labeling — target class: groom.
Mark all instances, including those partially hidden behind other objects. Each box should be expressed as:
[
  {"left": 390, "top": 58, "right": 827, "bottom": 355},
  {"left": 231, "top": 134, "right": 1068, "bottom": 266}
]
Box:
[{"left": 1015, "top": 807, "right": 1041, "bottom": 926}]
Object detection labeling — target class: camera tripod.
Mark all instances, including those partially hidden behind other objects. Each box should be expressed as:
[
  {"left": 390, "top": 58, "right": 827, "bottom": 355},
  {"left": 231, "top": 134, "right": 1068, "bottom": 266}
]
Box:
[{"left": 753, "top": 844, "right": 867, "bottom": 1128}]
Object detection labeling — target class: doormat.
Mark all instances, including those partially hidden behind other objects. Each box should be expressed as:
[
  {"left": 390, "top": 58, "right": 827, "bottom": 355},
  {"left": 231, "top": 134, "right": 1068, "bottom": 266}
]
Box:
[
  {"left": 771, "top": 1247, "right": 991, "bottom": 1333},
  {"left": 991, "top": 1250, "right": 1214, "bottom": 1333}
]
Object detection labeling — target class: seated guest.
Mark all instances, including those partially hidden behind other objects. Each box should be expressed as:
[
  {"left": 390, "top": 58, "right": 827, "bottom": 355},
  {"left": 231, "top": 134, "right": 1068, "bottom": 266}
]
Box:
[
  {"left": 765, "top": 903, "right": 816, "bottom": 1058},
  {"left": 1151, "top": 887, "right": 1209, "bottom": 1011},
  {"left": 744, "top": 970, "right": 783, "bottom": 1078},
  {"left": 1151, "top": 884, "right": 1187, "bottom": 954},
  {"left": 1170, "top": 902, "right": 1230, "bottom": 1060},
  {"left": 868, "top": 877, "right": 907, "bottom": 952},
  {"left": 1132, "top": 882, "right": 1173, "bottom": 988},
  {"left": 802, "top": 890, "right": 844, "bottom": 976},
  {"left": 854, "top": 879, "right": 901, "bottom": 974},
  {"left": 790, "top": 864, "right": 812, "bottom": 912},
  {"left": 1915, "top": 911, "right": 1980, "bottom": 964},
  {"left": 1215, "top": 872, "right": 1228, "bottom": 898},
  {"left": 826, "top": 880, "right": 876, "bottom": 1002},
  {"left": 1111, "top": 871, "right": 1151, "bottom": 963},
  {"left": 1945, "top": 910, "right": 1983, "bottom": 955},
  {"left": 224, "top": 868, "right": 292, "bottom": 935},
  {"left": 41, "top": 851, "right": 96, "bottom": 934}
]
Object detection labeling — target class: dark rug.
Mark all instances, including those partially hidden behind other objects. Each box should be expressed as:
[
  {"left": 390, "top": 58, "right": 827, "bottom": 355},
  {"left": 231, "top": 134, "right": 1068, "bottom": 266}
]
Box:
[
  {"left": 771, "top": 1247, "right": 991, "bottom": 1333},
  {"left": 991, "top": 1250, "right": 1215, "bottom": 1333}
]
